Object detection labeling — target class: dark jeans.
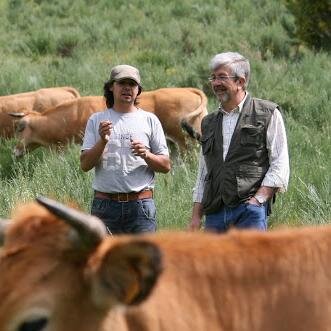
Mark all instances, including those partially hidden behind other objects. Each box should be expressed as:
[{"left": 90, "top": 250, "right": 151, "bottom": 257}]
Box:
[
  {"left": 205, "top": 202, "right": 268, "bottom": 233},
  {"left": 91, "top": 197, "right": 157, "bottom": 235}
]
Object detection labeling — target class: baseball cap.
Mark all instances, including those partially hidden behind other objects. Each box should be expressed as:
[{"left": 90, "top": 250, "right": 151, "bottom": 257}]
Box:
[{"left": 109, "top": 64, "right": 141, "bottom": 86}]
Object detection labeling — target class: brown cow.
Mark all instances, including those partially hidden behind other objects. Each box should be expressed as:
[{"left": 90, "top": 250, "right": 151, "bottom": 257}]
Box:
[
  {"left": 12, "top": 88, "right": 207, "bottom": 157},
  {"left": 13, "top": 96, "right": 105, "bottom": 156},
  {"left": 137, "top": 87, "right": 207, "bottom": 147},
  {"left": 1, "top": 197, "right": 331, "bottom": 331},
  {"left": 0, "top": 87, "right": 80, "bottom": 138}
]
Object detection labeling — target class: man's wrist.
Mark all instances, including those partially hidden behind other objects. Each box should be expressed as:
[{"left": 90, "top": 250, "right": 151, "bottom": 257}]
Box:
[
  {"left": 99, "top": 136, "right": 109, "bottom": 145},
  {"left": 142, "top": 150, "right": 150, "bottom": 160},
  {"left": 254, "top": 194, "right": 267, "bottom": 205}
]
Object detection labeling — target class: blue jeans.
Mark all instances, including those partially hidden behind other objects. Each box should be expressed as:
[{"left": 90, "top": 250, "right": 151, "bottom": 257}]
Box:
[
  {"left": 91, "top": 197, "right": 157, "bottom": 235},
  {"left": 205, "top": 202, "right": 268, "bottom": 233}
]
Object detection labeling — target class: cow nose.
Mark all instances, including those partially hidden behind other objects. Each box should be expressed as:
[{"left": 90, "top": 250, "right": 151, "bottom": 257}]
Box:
[
  {"left": 18, "top": 317, "right": 48, "bottom": 331},
  {"left": 13, "top": 147, "right": 24, "bottom": 158}
]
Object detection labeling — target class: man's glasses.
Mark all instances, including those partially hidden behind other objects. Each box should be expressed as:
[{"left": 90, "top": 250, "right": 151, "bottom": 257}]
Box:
[{"left": 208, "top": 75, "right": 237, "bottom": 82}]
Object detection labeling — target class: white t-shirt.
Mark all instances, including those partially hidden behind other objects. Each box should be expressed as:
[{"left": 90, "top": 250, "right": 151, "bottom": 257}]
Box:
[{"left": 82, "top": 108, "right": 169, "bottom": 193}]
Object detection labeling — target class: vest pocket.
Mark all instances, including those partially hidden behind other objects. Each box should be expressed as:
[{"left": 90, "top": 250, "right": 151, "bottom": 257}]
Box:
[
  {"left": 236, "top": 164, "right": 265, "bottom": 199},
  {"left": 240, "top": 124, "right": 263, "bottom": 146},
  {"left": 201, "top": 132, "right": 214, "bottom": 155}
]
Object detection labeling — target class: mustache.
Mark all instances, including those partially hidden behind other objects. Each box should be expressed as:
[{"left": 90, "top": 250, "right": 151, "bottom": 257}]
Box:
[{"left": 214, "top": 87, "right": 227, "bottom": 92}]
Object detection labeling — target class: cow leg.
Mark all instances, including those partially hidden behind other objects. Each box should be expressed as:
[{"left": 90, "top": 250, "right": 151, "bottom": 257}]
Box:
[{"left": 166, "top": 139, "right": 183, "bottom": 166}]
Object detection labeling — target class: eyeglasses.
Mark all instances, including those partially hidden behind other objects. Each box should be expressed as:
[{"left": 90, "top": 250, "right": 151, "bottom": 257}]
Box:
[{"left": 208, "top": 75, "right": 237, "bottom": 82}]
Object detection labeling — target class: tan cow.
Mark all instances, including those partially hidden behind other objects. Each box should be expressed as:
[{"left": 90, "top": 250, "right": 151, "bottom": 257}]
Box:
[
  {"left": 0, "top": 87, "right": 80, "bottom": 138},
  {"left": 1, "top": 197, "right": 331, "bottom": 331},
  {"left": 13, "top": 96, "right": 105, "bottom": 156},
  {"left": 12, "top": 88, "right": 207, "bottom": 157},
  {"left": 137, "top": 87, "right": 207, "bottom": 147}
]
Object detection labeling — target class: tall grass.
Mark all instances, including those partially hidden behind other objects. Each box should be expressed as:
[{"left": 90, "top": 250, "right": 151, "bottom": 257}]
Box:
[
  {"left": 1, "top": 135, "right": 329, "bottom": 229},
  {"left": 0, "top": 141, "right": 199, "bottom": 229},
  {"left": 0, "top": 0, "right": 330, "bottom": 228}
]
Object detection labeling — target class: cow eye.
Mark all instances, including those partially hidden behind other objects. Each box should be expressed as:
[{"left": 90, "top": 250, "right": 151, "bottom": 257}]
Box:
[
  {"left": 18, "top": 317, "right": 48, "bottom": 331},
  {"left": 15, "top": 121, "right": 26, "bottom": 133}
]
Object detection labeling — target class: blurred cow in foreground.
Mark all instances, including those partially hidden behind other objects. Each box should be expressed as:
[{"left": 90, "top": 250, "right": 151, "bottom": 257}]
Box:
[
  {"left": 12, "top": 87, "right": 207, "bottom": 157},
  {"left": 0, "top": 197, "right": 331, "bottom": 331},
  {"left": 0, "top": 87, "right": 80, "bottom": 138}
]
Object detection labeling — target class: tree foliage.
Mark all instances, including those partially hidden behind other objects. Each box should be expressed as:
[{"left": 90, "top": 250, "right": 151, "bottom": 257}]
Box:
[{"left": 284, "top": 0, "right": 331, "bottom": 51}]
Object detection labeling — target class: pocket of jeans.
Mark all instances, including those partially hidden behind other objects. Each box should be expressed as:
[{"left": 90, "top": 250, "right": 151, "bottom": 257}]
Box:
[
  {"left": 91, "top": 198, "right": 107, "bottom": 214},
  {"left": 245, "top": 201, "right": 263, "bottom": 208},
  {"left": 138, "top": 199, "right": 156, "bottom": 220}
]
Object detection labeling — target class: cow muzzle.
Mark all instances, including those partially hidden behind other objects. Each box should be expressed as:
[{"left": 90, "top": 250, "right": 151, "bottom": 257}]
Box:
[{"left": 13, "top": 146, "right": 25, "bottom": 158}]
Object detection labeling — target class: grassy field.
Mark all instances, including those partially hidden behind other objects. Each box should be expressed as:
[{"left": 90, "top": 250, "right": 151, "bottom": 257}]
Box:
[{"left": 0, "top": 0, "right": 330, "bottom": 229}]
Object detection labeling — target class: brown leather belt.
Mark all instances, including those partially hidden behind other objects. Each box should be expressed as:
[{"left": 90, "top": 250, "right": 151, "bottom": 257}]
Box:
[{"left": 94, "top": 190, "right": 153, "bottom": 202}]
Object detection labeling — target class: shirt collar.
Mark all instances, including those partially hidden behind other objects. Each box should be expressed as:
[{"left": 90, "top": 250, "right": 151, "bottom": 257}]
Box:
[{"left": 219, "top": 92, "right": 248, "bottom": 115}]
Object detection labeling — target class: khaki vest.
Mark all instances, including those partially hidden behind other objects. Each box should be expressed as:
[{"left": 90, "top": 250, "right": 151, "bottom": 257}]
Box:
[{"left": 201, "top": 94, "right": 277, "bottom": 214}]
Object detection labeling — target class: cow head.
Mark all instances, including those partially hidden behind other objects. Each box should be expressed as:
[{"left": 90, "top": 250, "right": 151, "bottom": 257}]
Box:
[
  {"left": 9, "top": 111, "right": 42, "bottom": 157},
  {"left": 0, "top": 197, "right": 162, "bottom": 331}
]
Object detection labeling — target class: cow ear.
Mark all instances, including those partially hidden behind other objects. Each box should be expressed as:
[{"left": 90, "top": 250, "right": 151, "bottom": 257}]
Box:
[{"left": 87, "top": 240, "right": 163, "bottom": 308}]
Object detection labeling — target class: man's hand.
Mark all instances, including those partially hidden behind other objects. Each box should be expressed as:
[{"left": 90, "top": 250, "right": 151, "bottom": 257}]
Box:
[
  {"left": 130, "top": 138, "right": 170, "bottom": 173},
  {"left": 187, "top": 202, "right": 204, "bottom": 231},
  {"left": 246, "top": 186, "right": 276, "bottom": 206},
  {"left": 131, "top": 139, "right": 150, "bottom": 159},
  {"left": 99, "top": 120, "right": 112, "bottom": 142},
  {"left": 187, "top": 217, "right": 202, "bottom": 231},
  {"left": 246, "top": 196, "right": 262, "bottom": 206}
]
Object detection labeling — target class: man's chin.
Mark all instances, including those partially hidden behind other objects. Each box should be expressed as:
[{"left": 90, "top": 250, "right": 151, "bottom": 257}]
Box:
[
  {"left": 217, "top": 93, "right": 229, "bottom": 104},
  {"left": 121, "top": 96, "right": 133, "bottom": 103}
]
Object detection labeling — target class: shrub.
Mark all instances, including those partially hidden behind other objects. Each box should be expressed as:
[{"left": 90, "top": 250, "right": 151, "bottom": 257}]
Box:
[{"left": 284, "top": 0, "right": 331, "bottom": 51}]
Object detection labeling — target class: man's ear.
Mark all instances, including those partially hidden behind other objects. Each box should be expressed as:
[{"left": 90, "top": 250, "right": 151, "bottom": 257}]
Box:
[
  {"left": 86, "top": 240, "right": 163, "bottom": 308},
  {"left": 236, "top": 76, "right": 246, "bottom": 90}
]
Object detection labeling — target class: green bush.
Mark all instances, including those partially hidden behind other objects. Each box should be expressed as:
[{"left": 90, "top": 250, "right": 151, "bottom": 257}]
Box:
[{"left": 284, "top": 0, "right": 331, "bottom": 51}]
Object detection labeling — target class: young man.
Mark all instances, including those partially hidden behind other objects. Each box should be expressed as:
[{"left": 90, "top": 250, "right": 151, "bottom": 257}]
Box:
[
  {"left": 188, "top": 52, "right": 290, "bottom": 233},
  {"left": 81, "top": 64, "right": 170, "bottom": 234}
]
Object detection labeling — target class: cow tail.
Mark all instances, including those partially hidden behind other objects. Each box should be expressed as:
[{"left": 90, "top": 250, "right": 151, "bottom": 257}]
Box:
[
  {"left": 180, "top": 120, "right": 201, "bottom": 141},
  {"left": 65, "top": 87, "right": 81, "bottom": 98},
  {"left": 180, "top": 89, "right": 208, "bottom": 142}
]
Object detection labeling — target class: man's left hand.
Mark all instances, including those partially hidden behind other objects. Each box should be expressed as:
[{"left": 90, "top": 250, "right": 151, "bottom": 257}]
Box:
[
  {"left": 131, "top": 139, "right": 150, "bottom": 159},
  {"left": 246, "top": 196, "right": 262, "bottom": 206}
]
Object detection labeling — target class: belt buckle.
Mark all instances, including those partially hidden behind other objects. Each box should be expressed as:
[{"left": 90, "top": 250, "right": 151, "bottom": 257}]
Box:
[{"left": 118, "top": 193, "right": 129, "bottom": 202}]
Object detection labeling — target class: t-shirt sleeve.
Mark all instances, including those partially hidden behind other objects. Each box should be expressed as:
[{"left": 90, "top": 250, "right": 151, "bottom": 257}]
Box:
[
  {"left": 149, "top": 115, "right": 169, "bottom": 156},
  {"left": 81, "top": 116, "right": 98, "bottom": 151}
]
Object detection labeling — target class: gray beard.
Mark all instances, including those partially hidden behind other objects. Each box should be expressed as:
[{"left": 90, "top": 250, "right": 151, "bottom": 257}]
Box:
[{"left": 219, "top": 92, "right": 230, "bottom": 104}]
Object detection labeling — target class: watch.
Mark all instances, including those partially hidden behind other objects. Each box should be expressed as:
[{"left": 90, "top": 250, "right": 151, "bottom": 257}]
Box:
[{"left": 254, "top": 194, "right": 267, "bottom": 205}]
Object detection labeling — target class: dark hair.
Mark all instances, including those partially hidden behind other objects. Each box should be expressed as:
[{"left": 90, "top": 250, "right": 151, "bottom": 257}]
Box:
[{"left": 103, "top": 80, "right": 142, "bottom": 108}]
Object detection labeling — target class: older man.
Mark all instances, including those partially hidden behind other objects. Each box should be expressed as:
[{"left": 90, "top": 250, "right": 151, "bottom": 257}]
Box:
[{"left": 188, "top": 52, "right": 289, "bottom": 233}]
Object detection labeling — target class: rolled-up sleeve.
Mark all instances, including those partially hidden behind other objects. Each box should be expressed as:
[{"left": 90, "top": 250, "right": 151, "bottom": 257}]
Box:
[{"left": 262, "top": 108, "right": 290, "bottom": 192}]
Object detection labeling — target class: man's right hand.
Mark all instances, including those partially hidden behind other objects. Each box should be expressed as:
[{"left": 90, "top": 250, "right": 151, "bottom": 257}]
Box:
[
  {"left": 99, "top": 120, "right": 112, "bottom": 142},
  {"left": 187, "top": 202, "right": 204, "bottom": 231},
  {"left": 187, "top": 217, "right": 202, "bottom": 231}
]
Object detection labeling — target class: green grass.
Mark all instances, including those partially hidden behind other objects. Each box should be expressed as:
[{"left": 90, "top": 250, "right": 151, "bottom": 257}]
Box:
[{"left": 0, "top": 0, "right": 330, "bottom": 228}]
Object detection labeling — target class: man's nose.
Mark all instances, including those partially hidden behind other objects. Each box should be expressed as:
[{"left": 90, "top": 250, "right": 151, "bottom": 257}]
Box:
[{"left": 213, "top": 81, "right": 223, "bottom": 87}]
